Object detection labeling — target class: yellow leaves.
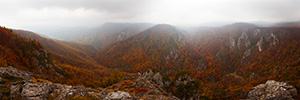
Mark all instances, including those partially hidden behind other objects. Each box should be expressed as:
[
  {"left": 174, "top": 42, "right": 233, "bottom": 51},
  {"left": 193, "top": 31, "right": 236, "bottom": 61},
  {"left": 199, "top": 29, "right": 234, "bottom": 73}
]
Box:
[
  {"left": 149, "top": 94, "right": 158, "bottom": 99},
  {"left": 140, "top": 96, "right": 147, "bottom": 99},
  {"left": 97, "top": 87, "right": 103, "bottom": 90},
  {"left": 108, "top": 89, "right": 114, "bottom": 93},
  {"left": 0, "top": 57, "right": 8, "bottom": 67},
  {"left": 31, "top": 77, "right": 51, "bottom": 83}
]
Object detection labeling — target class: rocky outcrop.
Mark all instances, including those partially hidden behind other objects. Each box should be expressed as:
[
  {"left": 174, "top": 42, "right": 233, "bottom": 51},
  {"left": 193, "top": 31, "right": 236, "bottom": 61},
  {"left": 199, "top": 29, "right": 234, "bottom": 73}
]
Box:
[
  {"left": 143, "top": 69, "right": 154, "bottom": 80},
  {"left": 242, "top": 49, "right": 251, "bottom": 59},
  {"left": 10, "top": 81, "right": 24, "bottom": 99},
  {"left": 237, "top": 30, "right": 251, "bottom": 50},
  {"left": 103, "top": 91, "right": 132, "bottom": 100},
  {"left": 106, "top": 69, "right": 180, "bottom": 100},
  {"left": 1, "top": 67, "right": 179, "bottom": 100},
  {"left": 21, "top": 82, "right": 54, "bottom": 100},
  {"left": 153, "top": 72, "right": 164, "bottom": 87},
  {"left": 9, "top": 81, "right": 93, "bottom": 100},
  {"left": 248, "top": 80, "right": 298, "bottom": 100},
  {"left": 229, "top": 37, "right": 236, "bottom": 50},
  {"left": 51, "top": 84, "right": 90, "bottom": 100},
  {"left": 256, "top": 33, "right": 279, "bottom": 52},
  {"left": 0, "top": 66, "right": 33, "bottom": 80}
]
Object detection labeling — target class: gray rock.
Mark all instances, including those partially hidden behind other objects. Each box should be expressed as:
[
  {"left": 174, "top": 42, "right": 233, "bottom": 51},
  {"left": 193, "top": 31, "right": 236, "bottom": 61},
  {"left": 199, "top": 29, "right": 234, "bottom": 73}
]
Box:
[
  {"left": 53, "top": 85, "right": 89, "bottom": 100},
  {"left": 153, "top": 72, "right": 164, "bottom": 87},
  {"left": 256, "top": 33, "right": 279, "bottom": 52},
  {"left": 143, "top": 69, "right": 154, "bottom": 80},
  {"left": 21, "top": 82, "right": 53, "bottom": 100},
  {"left": 10, "top": 84, "right": 23, "bottom": 99},
  {"left": 248, "top": 80, "right": 298, "bottom": 100},
  {"left": 88, "top": 88, "right": 108, "bottom": 99},
  {"left": 237, "top": 31, "right": 251, "bottom": 50},
  {"left": 0, "top": 66, "right": 33, "bottom": 80},
  {"left": 103, "top": 91, "right": 132, "bottom": 100},
  {"left": 9, "top": 81, "right": 92, "bottom": 100}
]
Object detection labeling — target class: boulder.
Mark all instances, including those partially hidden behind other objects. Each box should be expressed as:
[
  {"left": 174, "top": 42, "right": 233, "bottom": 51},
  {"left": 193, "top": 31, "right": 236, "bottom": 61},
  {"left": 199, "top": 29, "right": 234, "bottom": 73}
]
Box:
[
  {"left": 0, "top": 66, "right": 33, "bottom": 80},
  {"left": 103, "top": 91, "right": 132, "bottom": 100},
  {"left": 9, "top": 81, "right": 91, "bottom": 100},
  {"left": 52, "top": 84, "right": 89, "bottom": 100},
  {"left": 88, "top": 88, "right": 108, "bottom": 99},
  {"left": 21, "top": 82, "right": 53, "bottom": 100},
  {"left": 10, "top": 84, "right": 23, "bottom": 99},
  {"left": 248, "top": 80, "right": 298, "bottom": 100}
]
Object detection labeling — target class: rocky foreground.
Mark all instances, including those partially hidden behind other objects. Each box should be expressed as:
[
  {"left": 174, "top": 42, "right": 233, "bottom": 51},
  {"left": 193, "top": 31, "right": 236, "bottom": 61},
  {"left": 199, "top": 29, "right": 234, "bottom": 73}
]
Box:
[
  {"left": 0, "top": 66, "right": 180, "bottom": 100},
  {"left": 0, "top": 66, "right": 298, "bottom": 100}
]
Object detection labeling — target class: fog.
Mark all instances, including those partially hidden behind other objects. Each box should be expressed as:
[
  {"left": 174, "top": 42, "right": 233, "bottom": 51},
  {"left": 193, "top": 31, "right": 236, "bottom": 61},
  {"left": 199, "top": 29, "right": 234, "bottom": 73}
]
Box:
[{"left": 0, "top": 0, "right": 299, "bottom": 34}]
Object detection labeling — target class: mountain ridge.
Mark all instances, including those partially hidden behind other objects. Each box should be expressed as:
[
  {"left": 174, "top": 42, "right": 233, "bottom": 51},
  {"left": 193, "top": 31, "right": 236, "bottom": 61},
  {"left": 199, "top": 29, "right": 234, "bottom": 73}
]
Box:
[
  {"left": 70, "top": 22, "right": 154, "bottom": 50},
  {"left": 1, "top": 21, "right": 299, "bottom": 99}
]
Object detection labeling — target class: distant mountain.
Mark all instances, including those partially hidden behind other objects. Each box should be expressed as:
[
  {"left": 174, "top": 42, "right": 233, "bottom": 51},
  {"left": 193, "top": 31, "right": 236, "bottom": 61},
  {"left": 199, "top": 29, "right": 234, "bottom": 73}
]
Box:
[
  {"left": 1, "top": 21, "right": 300, "bottom": 99},
  {"left": 70, "top": 22, "right": 153, "bottom": 49},
  {"left": 12, "top": 29, "right": 101, "bottom": 69},
  {"left": 96, "top": 24, "right": 191, "bottom": 73},
  {"left": 96, "top": 22, "right": 300, "bottom": 99},
  {"left": 46, "top": 26, "right": 90, "bottom": 40},
  {"left": 273, "top": 21, "right": 300, "bottom": 27}
]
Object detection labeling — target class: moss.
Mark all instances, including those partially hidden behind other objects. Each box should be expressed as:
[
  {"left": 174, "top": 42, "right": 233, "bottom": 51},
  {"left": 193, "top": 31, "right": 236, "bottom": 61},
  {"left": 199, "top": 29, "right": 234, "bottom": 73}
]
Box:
[
  {"left": 162, "top": 76, "right": 171, "bottom": 81},
  {"left": 5, "top": 77, "right": 23, "bottom": 82},
  {"left": 54, "top": 67, "right": 63, "bottom": 74},
  {"left": 0, "top": 80, "right": 7, "bottom": 84}
]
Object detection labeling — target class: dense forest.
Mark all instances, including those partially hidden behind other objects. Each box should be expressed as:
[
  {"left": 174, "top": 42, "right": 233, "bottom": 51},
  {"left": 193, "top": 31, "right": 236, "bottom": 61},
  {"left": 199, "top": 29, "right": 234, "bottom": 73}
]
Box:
[{"left": 0, "top": 22, "right": 299, "bottom": 99}]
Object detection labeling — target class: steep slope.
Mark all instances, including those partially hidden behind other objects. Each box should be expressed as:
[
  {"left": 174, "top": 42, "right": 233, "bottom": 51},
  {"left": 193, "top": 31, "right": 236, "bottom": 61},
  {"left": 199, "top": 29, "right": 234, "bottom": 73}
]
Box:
[
  {"left": 12, "top": 29, "right": 100, "bottom": 69},
  {"left": 187, "top": 23, "right": 300, "bottom": 99},
  {"left": 0, "top": 26, "right": 128, "bottom": 90},
  {"left": 95, "top": 23, "right": 300, "bottom": 99},
  {"left": 71, "top": 22, "right": 153, "bottom": 49},
  {"left": 96, "top": 24, "right": 191, "bottom": 74},
  {"left": 0, "top": 26, "right": 62, "bottom": 78}
]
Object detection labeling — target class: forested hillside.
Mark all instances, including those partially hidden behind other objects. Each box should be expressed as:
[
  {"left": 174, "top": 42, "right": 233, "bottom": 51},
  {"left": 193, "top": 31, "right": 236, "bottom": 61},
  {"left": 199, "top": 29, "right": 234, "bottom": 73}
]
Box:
[
  {"left": 96, "top": 24, "right": 191, "bottom": 74},
  {"left": 0, "top": 26, "right": 126, "bottom": 90},
  {"left": 12, "top": 29, "right": 101, "bottom": 69},
  {"left": 95, "top": 23, "right": 300, "bottom": 99},
  {"left": 1, "top": 22, "right": 299, "bottom": 99}
]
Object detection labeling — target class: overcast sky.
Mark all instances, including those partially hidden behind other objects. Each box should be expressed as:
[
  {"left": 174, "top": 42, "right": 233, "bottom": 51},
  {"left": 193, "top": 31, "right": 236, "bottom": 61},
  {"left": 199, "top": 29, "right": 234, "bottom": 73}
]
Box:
[{"left": 1, "top": 0, "right": 300, "bottom": 32}]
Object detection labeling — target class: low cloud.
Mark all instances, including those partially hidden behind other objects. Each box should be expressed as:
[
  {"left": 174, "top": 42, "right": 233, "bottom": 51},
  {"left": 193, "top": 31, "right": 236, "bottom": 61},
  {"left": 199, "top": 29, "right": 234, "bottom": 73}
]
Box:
[{"left": 0, "top": 0, "right": 299, "bottom": 31}]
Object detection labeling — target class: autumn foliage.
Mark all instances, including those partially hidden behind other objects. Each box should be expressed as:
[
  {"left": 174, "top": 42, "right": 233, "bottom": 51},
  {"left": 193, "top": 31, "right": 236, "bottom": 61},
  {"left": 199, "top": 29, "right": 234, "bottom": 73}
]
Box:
[{"left": 1, "top": 23, "right": 300, "bottom": 99}]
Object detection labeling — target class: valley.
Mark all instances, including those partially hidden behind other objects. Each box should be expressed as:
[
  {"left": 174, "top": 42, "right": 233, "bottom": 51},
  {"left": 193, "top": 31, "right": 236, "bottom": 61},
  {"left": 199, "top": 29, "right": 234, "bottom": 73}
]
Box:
[{"left": 0, "top": 22, "right": 299, "bottom": 99}]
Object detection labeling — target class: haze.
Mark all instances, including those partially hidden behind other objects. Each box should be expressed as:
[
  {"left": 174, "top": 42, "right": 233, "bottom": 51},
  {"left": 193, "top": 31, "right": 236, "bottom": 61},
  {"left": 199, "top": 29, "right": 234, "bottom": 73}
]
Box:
[{"left": 1, "top": 0, "right": 299, "bottom": 35}]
